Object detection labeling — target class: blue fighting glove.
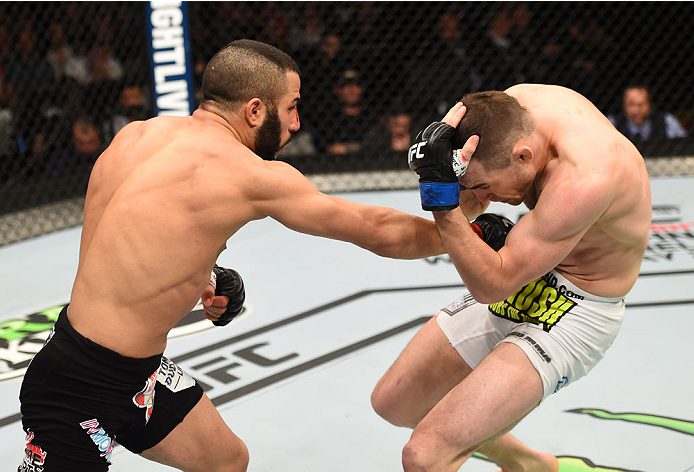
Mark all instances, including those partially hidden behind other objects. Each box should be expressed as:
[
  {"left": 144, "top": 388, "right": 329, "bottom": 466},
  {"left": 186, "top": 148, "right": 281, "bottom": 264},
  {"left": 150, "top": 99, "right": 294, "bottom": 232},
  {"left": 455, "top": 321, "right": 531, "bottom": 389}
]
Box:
[{"left": 408, "top": 122, "right": 469, "bottom": 211}]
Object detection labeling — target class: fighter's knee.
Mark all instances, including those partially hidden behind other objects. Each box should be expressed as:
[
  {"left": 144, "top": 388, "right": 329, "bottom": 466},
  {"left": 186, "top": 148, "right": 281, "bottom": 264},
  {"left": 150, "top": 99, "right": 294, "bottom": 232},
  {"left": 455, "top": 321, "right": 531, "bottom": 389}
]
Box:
[
  {"left": 369, "top": 381, "right": 389, "bottom": 418},
  {"left": 401, "top": 436, "right": 438, "bottom": 472},
  {"left": 370, "top": 380, "right": 408, "bottom": 426},
  {"left": 211, "top": 436, "right": 249, "bottom": 472},
  {"left": 228, "top": 438, "right": 249, "bottom": 472}
]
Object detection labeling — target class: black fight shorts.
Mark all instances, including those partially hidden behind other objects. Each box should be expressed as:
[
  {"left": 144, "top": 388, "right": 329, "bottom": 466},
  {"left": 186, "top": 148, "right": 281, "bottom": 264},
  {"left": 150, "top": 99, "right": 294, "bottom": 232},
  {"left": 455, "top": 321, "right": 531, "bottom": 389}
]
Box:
[{"left": 18, "top": 306, "right": 204, "bottom": 471}]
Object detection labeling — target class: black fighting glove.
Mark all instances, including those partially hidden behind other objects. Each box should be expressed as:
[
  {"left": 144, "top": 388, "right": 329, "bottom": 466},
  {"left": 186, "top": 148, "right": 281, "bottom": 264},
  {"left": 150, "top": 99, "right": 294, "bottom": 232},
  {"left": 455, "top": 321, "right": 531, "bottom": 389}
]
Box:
[
  {"left": 470, "top": 214, "right": 515, "bottom": 251},
  {"left": 211, "top": 265, "right": 245, "bottom": 326},
  {"left": 408, "top": 122, "right": 469, "bottom": 211}
]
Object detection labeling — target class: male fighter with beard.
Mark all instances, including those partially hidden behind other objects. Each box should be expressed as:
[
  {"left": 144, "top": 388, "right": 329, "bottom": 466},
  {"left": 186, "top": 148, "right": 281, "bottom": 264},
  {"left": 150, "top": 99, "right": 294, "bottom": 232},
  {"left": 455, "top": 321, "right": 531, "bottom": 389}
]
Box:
[{"left": 18, "top": 39, "right": 469, "bottom": 472}]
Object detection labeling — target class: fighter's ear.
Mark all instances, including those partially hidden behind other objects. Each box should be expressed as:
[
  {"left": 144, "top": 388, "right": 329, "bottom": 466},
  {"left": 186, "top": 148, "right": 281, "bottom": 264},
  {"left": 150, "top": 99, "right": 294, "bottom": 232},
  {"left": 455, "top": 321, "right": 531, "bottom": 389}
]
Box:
[
  {"left": 245, "top": 98, "right": 264, "bottom": 128},
  {"left": 513, "top": 144, "right": 534, "bottom": 164}
]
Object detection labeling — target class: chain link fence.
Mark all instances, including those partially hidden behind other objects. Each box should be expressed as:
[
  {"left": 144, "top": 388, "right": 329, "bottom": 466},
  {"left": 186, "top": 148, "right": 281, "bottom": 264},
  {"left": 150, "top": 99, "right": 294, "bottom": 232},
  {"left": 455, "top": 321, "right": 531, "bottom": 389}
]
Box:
[{"left": 1, "top": 2, "right": 693, "bottom": 245}]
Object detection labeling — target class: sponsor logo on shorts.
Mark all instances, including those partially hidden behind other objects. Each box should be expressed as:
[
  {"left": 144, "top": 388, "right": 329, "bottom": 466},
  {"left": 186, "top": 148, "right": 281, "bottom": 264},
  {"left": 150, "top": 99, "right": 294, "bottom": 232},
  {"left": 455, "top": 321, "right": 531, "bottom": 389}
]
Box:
[
  {"left": 554, "top": 375, "right": 570, "bottom": 393},
  {"left": 132, "top": 369, "right": 158, "bottom": 424},
  {"left": 19, "top": 430, "right": 46, "bottom": 472},
  {"left": 158, "top": 356, "right": 196, "bottom": 393},
  {"left": 440, "top": 293, "right": 476, "bottom": 316},
  {"left": 541, "top": 272, "right": 585, "bottom": 300},
  {"left": 79, "top": 418, "right": 114, "bottom": 463},
  {"left": 488, "top": 275, "right": 577, "bottom": 332},
  {"left": 507, "top": 331, "right": 552, "bottom": 363}
]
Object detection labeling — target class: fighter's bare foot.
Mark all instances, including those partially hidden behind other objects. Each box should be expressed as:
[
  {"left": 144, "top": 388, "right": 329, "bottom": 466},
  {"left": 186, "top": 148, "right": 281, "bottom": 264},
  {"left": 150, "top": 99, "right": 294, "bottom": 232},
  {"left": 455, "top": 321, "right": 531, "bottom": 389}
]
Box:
[{"left": 495, "top": 452, "right": 559, "bottom": 472}]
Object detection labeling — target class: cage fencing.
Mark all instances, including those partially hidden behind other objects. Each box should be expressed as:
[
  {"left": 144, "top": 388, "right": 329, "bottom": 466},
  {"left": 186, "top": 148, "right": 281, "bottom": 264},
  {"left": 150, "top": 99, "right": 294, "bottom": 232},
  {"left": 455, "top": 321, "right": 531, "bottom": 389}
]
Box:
[{"left": 1, "top": 2, "right": 693, "bottom": 245}]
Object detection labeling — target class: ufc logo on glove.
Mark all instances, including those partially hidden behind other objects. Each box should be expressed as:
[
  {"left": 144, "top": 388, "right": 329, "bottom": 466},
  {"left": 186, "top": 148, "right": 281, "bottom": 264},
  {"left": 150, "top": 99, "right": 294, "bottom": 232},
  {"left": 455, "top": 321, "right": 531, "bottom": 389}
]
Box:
[{"left": 408, "top": 141, "right": 426, "bottom": 165}]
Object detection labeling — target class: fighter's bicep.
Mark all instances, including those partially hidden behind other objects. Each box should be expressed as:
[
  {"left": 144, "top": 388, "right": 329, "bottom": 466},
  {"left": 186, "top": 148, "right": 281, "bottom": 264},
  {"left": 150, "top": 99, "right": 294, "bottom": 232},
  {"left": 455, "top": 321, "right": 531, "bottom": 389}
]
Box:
[
  {"left": 250, "top": 163, "right": 368, "bottom": 240},
  {"left": 500, "top": 186, "right": 610, "bottom": 283},
  {"left": 501, "top": 212, "right": 584, "bottom": 279}
]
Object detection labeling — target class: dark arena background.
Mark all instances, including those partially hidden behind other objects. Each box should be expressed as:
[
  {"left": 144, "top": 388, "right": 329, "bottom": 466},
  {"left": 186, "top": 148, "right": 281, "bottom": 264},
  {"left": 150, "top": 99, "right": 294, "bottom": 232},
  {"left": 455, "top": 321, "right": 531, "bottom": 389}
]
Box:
[{"left": 0, "top": 1, "right": 693, "bottom": 244}]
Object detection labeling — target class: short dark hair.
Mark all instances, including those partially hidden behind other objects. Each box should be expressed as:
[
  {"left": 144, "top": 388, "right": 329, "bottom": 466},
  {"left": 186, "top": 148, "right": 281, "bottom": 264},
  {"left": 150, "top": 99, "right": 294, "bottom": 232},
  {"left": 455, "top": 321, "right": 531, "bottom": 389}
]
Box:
[
  {"left": 201, "top": 39, "right": 300, "bottom": 111},
  {"left": 454, "top": 91, "right": 535, "bottom": 170},
  {"left": 624, "top": 83, "right": 651, "bottom": 100}
]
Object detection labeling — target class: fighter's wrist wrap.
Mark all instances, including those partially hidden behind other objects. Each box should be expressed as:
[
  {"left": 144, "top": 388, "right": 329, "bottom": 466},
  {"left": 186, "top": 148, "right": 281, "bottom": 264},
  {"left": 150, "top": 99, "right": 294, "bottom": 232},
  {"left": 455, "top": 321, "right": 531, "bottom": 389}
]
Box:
[
  {"left": 419, "top": 182, "right": 460, "bottom": 211},
  {"left": 211, "top": 265, "right": 245, "bottom": 326}
]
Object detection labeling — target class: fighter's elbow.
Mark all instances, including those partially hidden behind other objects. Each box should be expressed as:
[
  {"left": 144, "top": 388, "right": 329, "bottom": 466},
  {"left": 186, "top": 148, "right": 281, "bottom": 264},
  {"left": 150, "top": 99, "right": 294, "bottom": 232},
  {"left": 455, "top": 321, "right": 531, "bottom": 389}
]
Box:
[
  {"left": 368, "top": 237, "right": 405, "bottom": 259},
  {"left": 466, "top": 285, "right": 512, "bottom": 305},
  {"left": 365, "top": 229, "right": 412, "bottom": 259}
]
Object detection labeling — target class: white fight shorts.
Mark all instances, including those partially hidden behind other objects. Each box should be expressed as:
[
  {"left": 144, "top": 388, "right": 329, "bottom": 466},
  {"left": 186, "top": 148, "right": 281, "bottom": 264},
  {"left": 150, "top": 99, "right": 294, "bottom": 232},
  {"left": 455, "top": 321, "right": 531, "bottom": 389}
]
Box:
[{"left": 436, "top": 269, "right": 625, "bottom": 400}]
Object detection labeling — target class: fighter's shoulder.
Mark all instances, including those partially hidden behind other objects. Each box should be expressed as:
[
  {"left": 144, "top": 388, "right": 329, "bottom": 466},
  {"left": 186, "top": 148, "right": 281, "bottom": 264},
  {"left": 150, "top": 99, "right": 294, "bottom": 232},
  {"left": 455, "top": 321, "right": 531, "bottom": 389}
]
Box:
[
  {"left": 246, "top": 157, "right": 313, "bottom": 190},
  {"left": 505, "top": 84, "right": 580, "bottom": 106}
]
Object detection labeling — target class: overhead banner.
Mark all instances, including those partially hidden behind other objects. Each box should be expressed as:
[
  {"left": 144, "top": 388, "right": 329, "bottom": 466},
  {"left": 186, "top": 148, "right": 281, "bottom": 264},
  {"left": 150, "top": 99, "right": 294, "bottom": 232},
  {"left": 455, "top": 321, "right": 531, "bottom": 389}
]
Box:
[{"left": 147, "top": 1, "right": 195, "bottom": 116}]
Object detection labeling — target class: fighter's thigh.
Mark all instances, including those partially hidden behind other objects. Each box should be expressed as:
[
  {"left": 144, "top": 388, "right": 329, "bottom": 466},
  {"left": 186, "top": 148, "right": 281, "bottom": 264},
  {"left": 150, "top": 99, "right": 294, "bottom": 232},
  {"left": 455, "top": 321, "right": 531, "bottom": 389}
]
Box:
[
  {"left": 410, "top": 342, "right": 544, "bottom": 459},
  {"left": 371, "top": 316, "right": 472, "bottom": 425},
  {"left": 140, "top": 393, "right": 248, "bottom": 472}
]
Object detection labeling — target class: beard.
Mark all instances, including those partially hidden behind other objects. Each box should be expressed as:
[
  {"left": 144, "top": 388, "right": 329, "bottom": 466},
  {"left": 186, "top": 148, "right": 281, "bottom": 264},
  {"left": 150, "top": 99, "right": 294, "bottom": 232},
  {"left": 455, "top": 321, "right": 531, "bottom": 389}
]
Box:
[{"left": 254, "top": 109, "right": 282, "bottom": 160}]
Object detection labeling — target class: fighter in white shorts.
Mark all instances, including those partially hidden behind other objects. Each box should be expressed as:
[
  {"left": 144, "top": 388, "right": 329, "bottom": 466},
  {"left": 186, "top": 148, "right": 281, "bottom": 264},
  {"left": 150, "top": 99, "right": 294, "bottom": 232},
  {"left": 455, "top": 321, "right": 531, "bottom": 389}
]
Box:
[
  {"left": 437, "top": 268, "right": 625, "bottom": 400},
  {"left": 372, "top": 86, "right": 651, "bottom": 471}
]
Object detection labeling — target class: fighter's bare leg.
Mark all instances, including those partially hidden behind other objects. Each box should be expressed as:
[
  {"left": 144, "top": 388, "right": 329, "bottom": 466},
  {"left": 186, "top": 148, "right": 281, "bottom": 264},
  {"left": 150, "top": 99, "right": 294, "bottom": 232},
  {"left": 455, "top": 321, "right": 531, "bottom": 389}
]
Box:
[
  {"left": 140, "top": 393, "right": 249, "bottom": 472},
  {"left": 371, "top": 316, "right": 472, "bottom": 427},
  {"left": 401, "top": 342, "right": 545, "bottom": 471},
  {"left": 481, "top": 435, "right": 559, "bottom": 472},
  {"left": 372, "top": 317, "right": 557, "bottom": 472}
]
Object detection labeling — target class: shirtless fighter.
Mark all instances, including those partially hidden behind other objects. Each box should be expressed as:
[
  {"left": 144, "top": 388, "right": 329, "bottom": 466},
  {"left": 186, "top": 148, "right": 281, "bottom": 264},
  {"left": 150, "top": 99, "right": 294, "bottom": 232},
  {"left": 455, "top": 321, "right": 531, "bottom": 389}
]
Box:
[
  {"left": 19, "top": 40, "right": 449, "bottom": 472},
  {"left": 371, "top": 85, "right": 652, "bottom": 471}
]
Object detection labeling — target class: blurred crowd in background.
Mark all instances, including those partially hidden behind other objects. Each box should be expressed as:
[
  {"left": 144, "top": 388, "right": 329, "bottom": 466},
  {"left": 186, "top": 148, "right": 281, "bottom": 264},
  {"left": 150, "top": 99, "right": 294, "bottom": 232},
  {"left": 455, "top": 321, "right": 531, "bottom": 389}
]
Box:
[{"left": 1, "top": 2, "right": 693, "bottom": 214}]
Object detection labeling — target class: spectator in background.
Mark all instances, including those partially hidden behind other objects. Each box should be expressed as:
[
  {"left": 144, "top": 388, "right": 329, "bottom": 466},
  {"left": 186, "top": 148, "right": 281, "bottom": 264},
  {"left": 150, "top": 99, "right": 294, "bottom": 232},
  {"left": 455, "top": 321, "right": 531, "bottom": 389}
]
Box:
[
  {"left": 83, "top": 40, "right": 125, "bottom": 123},
  {"left": 102, "top": 82, "right": 151, "bottom": 142},
  {"left": 609, "top": 84, "right": 687, "bottom": 142},
  {"left": 280, "top": 126, "right": 318, "bottom": 157},
  {"left": 86, "top": 42, "right": 124, "bottom": 85},
  {"left": 2, "top": 24, "right": 55, "bottom": 144},
  {"left": 478, "top": 7, "right": 524, "bottom": 90},
  {"left": 530, "top": 6, "right": 613, "bottom": 103},
  {"left": 46, "top": 22, "right": 90, "bottom": 85},
  {"left": 404, "top": 12, "right": 482, "bottom": 122},
  {"left": 362, "top": 103, "right": 415, "bottom": 160},
  {"left": 509, "top": 3, "right": 544, "bottom": 83},
  {"left": 262, "top": 4, "right": 294, "bottom": 55},
  {"left": 72, "top": 116, "right": 105, "bottom": 158},
  {"left": 318, "top": 68, "right": 377, "bottom": 155},
  {"left": 298, "top": 31, "right": 346, "bottom": 117},
  {"left": 288, "top": 3, "right": 325, "bottom": 54},
  {"left": 44, "top": 116, "right": 104, "bottom": 177},
  {"left": 0, "top": 23, "right": 14, "bottom": 157}
]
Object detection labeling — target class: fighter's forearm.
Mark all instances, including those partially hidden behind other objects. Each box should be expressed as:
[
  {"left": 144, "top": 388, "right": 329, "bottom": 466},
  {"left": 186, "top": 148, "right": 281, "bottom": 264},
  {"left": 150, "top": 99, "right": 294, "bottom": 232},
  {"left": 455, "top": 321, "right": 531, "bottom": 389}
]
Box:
[
  {"left": 366, "top": 212, "right": 446, "bottom": 260},
  {"left": 459, "top": 190, "right": 489, "bottom": 221},
  {"left": 433, "top": 209, "right": 511, "bottom": 303}
]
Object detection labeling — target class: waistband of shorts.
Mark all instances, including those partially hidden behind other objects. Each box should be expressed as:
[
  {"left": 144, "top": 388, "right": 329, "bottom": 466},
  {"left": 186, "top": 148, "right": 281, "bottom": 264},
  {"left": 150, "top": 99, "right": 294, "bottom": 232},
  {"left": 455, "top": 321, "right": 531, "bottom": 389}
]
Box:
[
  {"left": 54, "top": 305, "right": 162, "bottom": 377},
  {"left": 544, "top": 270, "right": 624, "bottom": 304}
]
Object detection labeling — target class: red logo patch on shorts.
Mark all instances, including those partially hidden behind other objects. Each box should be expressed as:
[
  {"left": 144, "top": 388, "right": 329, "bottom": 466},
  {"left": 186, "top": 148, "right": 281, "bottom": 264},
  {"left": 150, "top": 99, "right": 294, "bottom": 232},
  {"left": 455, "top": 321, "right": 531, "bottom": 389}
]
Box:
[
  {"left": 20, "top": 430, "right": 47, "bottom": 471},
  {"left": 132, "top": 368, "right": 158, "bottom": 423}
]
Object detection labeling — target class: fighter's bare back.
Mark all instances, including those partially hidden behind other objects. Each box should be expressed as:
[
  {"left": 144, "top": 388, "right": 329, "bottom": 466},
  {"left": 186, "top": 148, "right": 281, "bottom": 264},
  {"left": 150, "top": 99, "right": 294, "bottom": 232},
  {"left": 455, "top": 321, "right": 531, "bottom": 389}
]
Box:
[{"left": 68, "top": 111, "right": 267, "bottom": 358}]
